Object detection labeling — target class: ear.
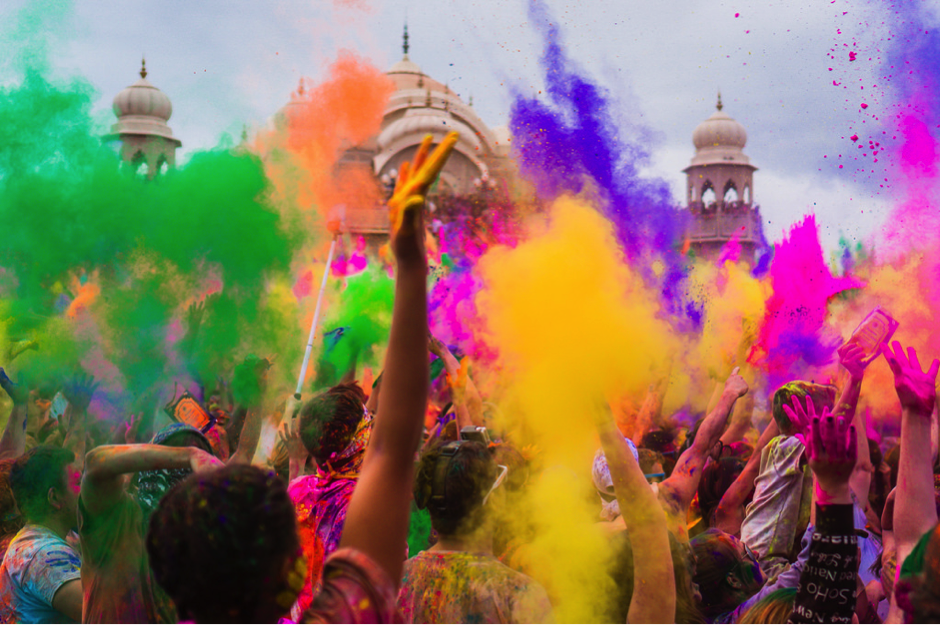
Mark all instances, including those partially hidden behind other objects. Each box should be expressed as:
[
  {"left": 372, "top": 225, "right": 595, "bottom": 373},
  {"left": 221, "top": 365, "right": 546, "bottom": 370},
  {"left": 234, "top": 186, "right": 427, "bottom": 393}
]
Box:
[
  {"left": 47, "top": 486, "right": 64, "bottom": 511},
  {"left": 725, "top": 571, "right": 743, "bottom": 590}
]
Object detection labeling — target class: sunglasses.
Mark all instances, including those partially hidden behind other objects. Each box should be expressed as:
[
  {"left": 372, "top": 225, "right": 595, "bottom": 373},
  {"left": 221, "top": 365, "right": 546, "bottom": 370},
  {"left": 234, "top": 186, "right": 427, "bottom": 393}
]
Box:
[
  {"left": 645, "top": 472, "right": 666, "bottom": 483},
  {"left": 742, "top": 541, "right": 758, "bottom": 564},
  {"left": 482, "top": 465, "right": 508, "bottom": 506}
]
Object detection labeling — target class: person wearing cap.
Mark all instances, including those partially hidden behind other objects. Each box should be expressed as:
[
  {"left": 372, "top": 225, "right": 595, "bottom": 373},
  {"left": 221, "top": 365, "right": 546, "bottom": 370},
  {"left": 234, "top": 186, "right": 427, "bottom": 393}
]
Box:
[
  {"left": 78, "top": 424, "right": 222, "bottom": 623},
  {"left": 78, "top": 359, "right": 268, "bottom": 623}
]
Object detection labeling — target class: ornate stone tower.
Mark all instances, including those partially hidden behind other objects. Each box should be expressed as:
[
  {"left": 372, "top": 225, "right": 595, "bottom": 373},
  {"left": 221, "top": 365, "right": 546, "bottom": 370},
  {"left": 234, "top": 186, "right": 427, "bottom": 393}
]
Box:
[
  {"left": 683, "top": 94, "right": 764, "bottom": 265},
  {"left": 108, "top": 59, "right": 181, "bottom": 178}
]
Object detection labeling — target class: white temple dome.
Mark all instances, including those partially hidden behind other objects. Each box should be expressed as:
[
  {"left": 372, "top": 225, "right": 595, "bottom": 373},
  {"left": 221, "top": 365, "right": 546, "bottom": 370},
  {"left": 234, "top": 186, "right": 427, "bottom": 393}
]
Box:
[
  {"left": 693, "top": 110, "right": 747, "bottom": 150},
  {"left": 108, "top": 59, "right": 180, "bottom": 146},
  {"left": 692, "top": 95, "right": 747, "bottom": 150},
  {"left": 388, "top": 55, "right": 423, "bottom": 75},
  {"left": 112, "top": 61, "right": 173, "bottom": 121},
  {"left": 688, "top": 94, "right": 751, "bottom": 167},
  {"left": 377, "top": 109, "right": 482, "bottom": 153}
]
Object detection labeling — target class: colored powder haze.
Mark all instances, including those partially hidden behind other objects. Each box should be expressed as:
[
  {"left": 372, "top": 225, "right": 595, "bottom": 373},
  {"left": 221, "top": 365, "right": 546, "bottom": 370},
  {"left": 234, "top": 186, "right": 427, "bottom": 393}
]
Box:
[{"left": 0, "top": 0, "right": 937, "bottom": 621}]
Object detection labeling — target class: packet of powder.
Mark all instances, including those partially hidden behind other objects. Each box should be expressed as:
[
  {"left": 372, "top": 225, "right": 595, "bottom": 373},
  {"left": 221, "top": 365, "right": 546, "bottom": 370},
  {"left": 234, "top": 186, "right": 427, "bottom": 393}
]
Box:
[{"left": 845, "top": 308, "right": 899, "bottom": 364}]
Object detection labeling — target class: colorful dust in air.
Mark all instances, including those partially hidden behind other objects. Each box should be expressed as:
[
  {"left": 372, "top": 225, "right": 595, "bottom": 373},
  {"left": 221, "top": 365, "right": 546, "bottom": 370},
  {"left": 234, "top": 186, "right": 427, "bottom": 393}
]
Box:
[
  {"left": 0, "top": 65, "right": 304, "bottom": 419},
  {"left": 0, "top": 11, "right": 400, "bottom": 425},
  {"left": 748, "top": 215, "right": 864, "bottom": 389},
  {"left": 508, "top": 1, "right": 688, "bottom": 315},
  {"left": 314, "top": 265, "right": 394, "bottom": 389},
  {"left": 473, "top": 197, "right": 678, "bottom": 621},
  {"left": 254, "top": 51, "right": 394, "bottom": 232},
  {"left": 824, "top": 1, "right": 940, "bottom": 423}
]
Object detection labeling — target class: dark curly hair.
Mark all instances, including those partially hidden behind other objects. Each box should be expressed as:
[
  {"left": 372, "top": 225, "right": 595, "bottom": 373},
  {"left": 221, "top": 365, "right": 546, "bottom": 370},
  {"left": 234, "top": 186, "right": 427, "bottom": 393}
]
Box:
[
  {"left": 414, "top": 440, "right": 497, "bottom": 537},
  {"left": 298, "top": 382, "right": 366, "bottom": 467},
  {"left": 146, "top": 464, "right": 299, "bottom": 623}
]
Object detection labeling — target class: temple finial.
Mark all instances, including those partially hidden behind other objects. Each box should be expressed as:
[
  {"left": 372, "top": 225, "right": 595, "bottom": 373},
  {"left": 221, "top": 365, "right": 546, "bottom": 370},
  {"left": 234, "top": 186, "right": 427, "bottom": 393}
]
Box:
[
  {"left": 716, "top": 90, "right": 723, "bottom": 111},
  {"left": 140, "top": 56, "right": 147, "bottom": 79},
  {"left": 403, "top": 22, "right": 409, "bottom": 56}
]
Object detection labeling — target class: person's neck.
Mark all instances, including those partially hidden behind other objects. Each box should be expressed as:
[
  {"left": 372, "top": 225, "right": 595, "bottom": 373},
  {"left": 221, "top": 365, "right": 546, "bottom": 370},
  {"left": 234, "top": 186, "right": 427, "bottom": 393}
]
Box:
[
  {"left": 31, "top": 514, "right": 71, "bottom": 541},
  {"left": 430, "top": 529, "right": 493, "bottom": 555}
]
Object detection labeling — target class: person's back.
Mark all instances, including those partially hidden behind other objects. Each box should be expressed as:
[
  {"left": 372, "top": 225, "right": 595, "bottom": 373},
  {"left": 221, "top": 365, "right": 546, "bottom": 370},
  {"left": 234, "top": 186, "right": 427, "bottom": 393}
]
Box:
[
  {"left": 399, "top": 551, "right": 550, "bottom": 624},
  {"left": 0, "top": 447, "right": 82, "bottom": 624},
  {"left": 739, "top": 433, "right": 809, "bottom": 573},
  {"left": 290, "top": 383, "right": 373, "bottom": 617},
  {"left": 78, "top": 480, "right": 164, "bottom": 623},
  {"left": 740, "top": 382, "right": 835, "bottom": 577},
  {"left": 0, "top": 525, "right": 81, "bottom": 624},
  {"left": 79, "top": 424, "right": 219, "bottom": 623},
  {"left": 399, "top": 440, "right": 551, "bottom": 624}
]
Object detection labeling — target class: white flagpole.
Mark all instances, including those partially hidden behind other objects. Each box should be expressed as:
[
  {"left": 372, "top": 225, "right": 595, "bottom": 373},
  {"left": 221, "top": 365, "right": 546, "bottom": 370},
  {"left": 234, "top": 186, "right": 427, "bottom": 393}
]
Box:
[{"left": 293, "top": 233, "right": 339, "bottom": 401}]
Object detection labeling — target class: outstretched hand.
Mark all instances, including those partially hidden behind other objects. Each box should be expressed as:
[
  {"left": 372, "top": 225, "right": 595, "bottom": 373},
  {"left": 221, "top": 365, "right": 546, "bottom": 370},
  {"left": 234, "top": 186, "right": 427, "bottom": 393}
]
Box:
[
  {"left": 277, "top": 419, "right": 307, "bottom": 463},
  {"left": 63, "top": 373, "right": 98, "bottom": 413},
  {"left": 783, "top": 394, "right": 831, "bottom": 446},
  {"left": 387, "top": 132, "right": 459, "bottom": 263},
  {"left": 881, "top": 341, "right": 939, "bottom": 416},
  {"left": 0, "top": 368, "right": 29, "bottom": 406},
  {"left": 806, "top": 411, "right": 856, "bottom": 504},
  {"left": 838, "top": 342, "right": 868, "bottom": 380},
  {"left": 184, "top": 300, "right": 206, "bottom": 334}
]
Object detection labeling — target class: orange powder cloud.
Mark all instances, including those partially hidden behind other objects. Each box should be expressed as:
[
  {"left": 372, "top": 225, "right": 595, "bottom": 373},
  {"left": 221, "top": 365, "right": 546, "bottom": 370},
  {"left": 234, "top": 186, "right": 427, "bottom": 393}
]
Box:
[{"left": 255, "top": 51, "right": 394, "bottom": 229}]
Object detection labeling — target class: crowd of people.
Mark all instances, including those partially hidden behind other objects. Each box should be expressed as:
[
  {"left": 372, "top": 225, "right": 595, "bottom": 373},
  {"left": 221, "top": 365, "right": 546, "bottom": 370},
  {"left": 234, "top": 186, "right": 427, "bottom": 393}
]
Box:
[{"left": 0, "top": 134, "right": 937, "bottom": 624}]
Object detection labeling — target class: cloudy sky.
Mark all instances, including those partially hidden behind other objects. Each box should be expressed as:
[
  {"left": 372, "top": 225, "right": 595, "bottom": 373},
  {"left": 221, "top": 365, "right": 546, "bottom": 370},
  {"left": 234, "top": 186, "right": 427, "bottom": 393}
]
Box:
[{"left": 1, "top": 0, "right": 936, "bottom": 252}]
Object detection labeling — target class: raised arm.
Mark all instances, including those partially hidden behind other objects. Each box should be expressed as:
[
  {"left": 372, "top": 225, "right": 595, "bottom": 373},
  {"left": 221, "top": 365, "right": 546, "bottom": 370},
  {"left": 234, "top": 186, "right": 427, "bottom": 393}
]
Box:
[
  {"left": 720, "top": 386, "right": 754, "bottom": 447},
  {"left": 0, "top": 369, "right": 28, "bottom": 460},
  {"left": 787, "top": 396, "right": 860, "bottom": 624},
  {"left": 630, "top": 373, "right": 669, "bottom": 446},
  {"left": 596, "top": 406, "right": 675, "bottom": 623},
  {"left": 277, "top": 418, "right": 308, "bottom": 482},
  {"left": 833, "top": 343, "right": 872, "bottom": 507},
  {"left": 338, "top": 132, "right": 458, "bottom": 584},
  {"left": 882, "top": 342, "right": 939, "bottom": 569},
  {"left": 82, "top": 444, "right": 221, "bottom": 516},
  {"left": 660, "top": 368, "right": 748, "bottom": 516},
  {"left": 429, "top": 336, "right": 482, "bottom": 430},
  {"left": 714, "top": 415, "right": 779, "bottom": 536},
  {"left": 61, "top": 374, "right": 98, "bottom": 472},
  {"left": 227, "top": 357, "right": 269, "bottom": 465}
]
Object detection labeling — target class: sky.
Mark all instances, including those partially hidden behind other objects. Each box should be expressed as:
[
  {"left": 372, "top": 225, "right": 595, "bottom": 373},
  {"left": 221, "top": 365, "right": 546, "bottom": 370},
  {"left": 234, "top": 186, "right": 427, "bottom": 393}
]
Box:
[{"left": 1, "top": 0, "right": 937, "bottom": 252}]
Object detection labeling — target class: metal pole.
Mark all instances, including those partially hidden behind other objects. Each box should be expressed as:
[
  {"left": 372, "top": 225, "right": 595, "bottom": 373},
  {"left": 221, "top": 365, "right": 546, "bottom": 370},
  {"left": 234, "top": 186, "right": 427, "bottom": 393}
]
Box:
[{"left": 293, "top": 233, "right": 338, "bottom": 401}]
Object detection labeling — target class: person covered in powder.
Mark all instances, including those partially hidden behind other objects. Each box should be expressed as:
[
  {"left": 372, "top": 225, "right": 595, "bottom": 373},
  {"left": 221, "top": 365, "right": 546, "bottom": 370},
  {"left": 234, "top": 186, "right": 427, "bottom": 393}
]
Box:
[
  {"left": 77, "top": 358, "right": 268, "bottom": 622},
  {"left": 397, "top": 439, "right": 552, "bottom": 624},
  {"left": 594, "top": 367, "right": 749, "bottom": 542},
  {"left": 0, "top": 447, "right": 83, "bottom": 623},
  {"left": 739, "top": 343, "right": 874, "bottom": 581},
  {"left": 286, "top": 379, "right": 379, "bottom": 619},
  {"left": 143, "top": 131, "right": 461, "bottom": 623}
]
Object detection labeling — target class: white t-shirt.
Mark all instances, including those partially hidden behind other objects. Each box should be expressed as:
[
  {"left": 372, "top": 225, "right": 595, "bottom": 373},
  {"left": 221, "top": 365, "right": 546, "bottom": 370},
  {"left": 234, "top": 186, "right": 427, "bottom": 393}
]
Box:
[{"left": 740, "top": 435, "right": 810, "bottom": 567}]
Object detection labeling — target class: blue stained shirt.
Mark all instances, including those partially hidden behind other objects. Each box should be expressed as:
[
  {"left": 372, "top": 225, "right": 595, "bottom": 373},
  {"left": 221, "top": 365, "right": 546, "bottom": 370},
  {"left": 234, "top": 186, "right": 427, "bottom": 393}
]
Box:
[{"left": 0, "top": 525, "right": 81, "bottom": 624}]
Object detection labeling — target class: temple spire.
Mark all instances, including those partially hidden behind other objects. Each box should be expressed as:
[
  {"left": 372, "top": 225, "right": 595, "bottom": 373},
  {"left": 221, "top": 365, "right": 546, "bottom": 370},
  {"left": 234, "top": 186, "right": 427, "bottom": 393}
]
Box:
[
  {"left": 716, "top": 90, "right": 723, "bottom": 111},
  {"left": 402, "top": 22, "right": 410, "bottom": 56},
  {"left": 140, "top": 56, "right": 147, "bottom": 79}
]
